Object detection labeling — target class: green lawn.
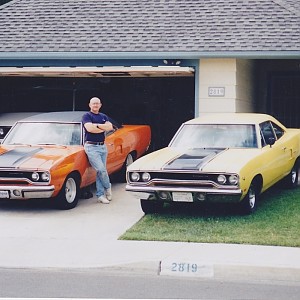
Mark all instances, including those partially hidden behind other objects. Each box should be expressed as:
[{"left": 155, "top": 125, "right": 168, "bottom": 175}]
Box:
[{"left": 120, "top": 185, "right": 300, "bottom": 247}]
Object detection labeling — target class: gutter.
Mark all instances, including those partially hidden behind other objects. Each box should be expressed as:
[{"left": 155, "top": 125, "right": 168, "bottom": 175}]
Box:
[{"left": 0, "top": 51, "right": 299, "bottom": 61}]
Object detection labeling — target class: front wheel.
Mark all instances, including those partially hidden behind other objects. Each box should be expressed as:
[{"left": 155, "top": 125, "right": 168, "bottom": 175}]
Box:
[
  {"left": 140, "top": 199, "right": 164, "bottom": 214},
  {"left": 240, "top": 182, "right": 258, "bottom": 215},
  {"left": 56, "top": 174, "right": 79, "bottom": 210},
  {"left": 284, "top": 160, "right": 299, "bottom": 188}
]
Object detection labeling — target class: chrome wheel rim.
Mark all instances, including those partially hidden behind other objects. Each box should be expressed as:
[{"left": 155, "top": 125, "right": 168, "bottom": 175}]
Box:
[
  {"left": 248, "top": 187, "right": 256, "bottom": 209},
  {"left": 291, "top": 168, "right": 297, "bottom": 184},
  {"left": 126, "top": 154, "right": 134, "bottom": 167},
  {"left": 65, "top": 177, "right": 77, "bottom": 203}
]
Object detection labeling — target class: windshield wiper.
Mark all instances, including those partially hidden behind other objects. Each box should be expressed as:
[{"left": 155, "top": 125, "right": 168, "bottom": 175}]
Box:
[
  {"left": 37, "top": 143, "right": 67, "bottom": 147},
  {"left": 9, "top": 143, "right": 32, "bottom": 146}
]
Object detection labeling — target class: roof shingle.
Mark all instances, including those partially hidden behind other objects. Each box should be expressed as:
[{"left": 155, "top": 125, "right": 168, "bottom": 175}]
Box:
[{"left": 0, "top": 0, "right": 299, "bottom": 53}]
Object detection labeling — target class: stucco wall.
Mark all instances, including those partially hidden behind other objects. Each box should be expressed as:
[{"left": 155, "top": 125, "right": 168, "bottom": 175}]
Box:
[
  {"left": 198, "top": 58, "right": 254, "bottom": 114},
  {"left": 236, "top": 59, "right": 255, "bottom": 112}
]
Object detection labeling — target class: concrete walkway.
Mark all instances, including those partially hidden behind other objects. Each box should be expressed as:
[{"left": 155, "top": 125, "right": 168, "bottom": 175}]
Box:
[{"left": 0, "top": 183, "right": 299, "bottom": 282}]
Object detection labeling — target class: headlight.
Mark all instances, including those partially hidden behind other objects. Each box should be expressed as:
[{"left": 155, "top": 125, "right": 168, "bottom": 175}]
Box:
[
  {"left": 229, "top": 174, "right": 238, "bottom": 185},
  {"left": 130, "top": 172, "right": 140, "bottom": 182},
  {"left": 142, "top": 172, "right": 151, "bottom": 182},
  {"left": 41, "top": 171, "right": 50, "bottom": 182},
  {"left": 31, "top": 172, "right": 39, "bottom": 181},
  {"left": 217, "top": 174, "right": 227, "bottom": 184},
  {"left": 31, "top": 171, "right": 50, "bottom": 182}
]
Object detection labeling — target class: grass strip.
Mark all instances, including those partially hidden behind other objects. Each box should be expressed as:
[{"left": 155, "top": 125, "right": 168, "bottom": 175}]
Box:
[{"left": 120, "top": 186, "right": 300, "bottom": 247}]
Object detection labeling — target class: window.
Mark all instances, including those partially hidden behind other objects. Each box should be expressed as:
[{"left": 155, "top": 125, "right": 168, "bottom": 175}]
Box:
[
  {"left": 170, "top": 124, "right": 257, "bottom": 148},
  {"left": 260, "top": 121, "right": 276, "bottom": 147},
  {"left": 271, "top": 122, "right": 284, "bottom": 140}
]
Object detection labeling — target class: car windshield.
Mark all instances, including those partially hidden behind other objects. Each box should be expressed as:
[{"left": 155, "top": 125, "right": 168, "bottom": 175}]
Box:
[
  {"left": 170, "top": 124, "right": 258, "bottom": 148},
  {"left": 3, "top": 122, "right": 82, "bottom": 146}
]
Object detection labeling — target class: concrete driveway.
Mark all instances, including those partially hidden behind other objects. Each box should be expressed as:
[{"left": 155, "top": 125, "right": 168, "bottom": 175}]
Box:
[
  {"left": 0, "top": 183, "right": 146, "bottom": 268},
  {"left": 0, "top": 182, "right": 300, "bottom": 283}
]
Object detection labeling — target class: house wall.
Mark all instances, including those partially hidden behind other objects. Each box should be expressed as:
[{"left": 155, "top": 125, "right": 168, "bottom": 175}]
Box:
[
  {"left": 198, "top": 58, "right": 254, "bottom": 114},
  {"left": 236, "top": 59, "right": 255, "bottom": 112}
]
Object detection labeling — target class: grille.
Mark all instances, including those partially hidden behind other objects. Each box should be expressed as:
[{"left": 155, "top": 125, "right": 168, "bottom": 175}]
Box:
[
  {"left": 148, "top": 172, "right": 215, "bottom": 181},
  {"left": 0, "top": 171, "right": 33, "bottom": 181}
]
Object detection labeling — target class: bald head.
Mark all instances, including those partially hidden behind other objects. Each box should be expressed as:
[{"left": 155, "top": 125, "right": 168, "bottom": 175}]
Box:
[
  {"left": 89, "top": 97, "right": 101, "bottom": 105},
  {"left": 89, "top": 97, "right": 102, "bottom": 113}
]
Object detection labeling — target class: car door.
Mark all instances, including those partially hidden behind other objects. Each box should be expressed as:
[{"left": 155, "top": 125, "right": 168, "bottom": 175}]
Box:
[
  {"left": 271, "top": 121, "right": 297, "bottom": 174},
  {"left": 259, "top": 121, "right": 291, "bottom": 189}
]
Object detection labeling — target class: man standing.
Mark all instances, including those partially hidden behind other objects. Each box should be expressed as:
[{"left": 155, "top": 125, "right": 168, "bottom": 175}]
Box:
[{"left": 82, "top": 97, "right": 113, "bottom": 204}]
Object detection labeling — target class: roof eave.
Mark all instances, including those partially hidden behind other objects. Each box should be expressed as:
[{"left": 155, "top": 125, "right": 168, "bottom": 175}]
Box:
[{"left": 0, "top": 51, "right": 299, "bottom": 60}]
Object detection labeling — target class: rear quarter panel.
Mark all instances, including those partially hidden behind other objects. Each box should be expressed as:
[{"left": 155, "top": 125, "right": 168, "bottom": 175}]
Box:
[{"left": 106, "top": 125, "right": 151, "bottom": 173}]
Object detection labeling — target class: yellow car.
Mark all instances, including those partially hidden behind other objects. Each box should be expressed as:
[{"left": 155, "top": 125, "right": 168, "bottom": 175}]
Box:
[{"left": 126, "top": 113, "right": 300, "bottom": 214}]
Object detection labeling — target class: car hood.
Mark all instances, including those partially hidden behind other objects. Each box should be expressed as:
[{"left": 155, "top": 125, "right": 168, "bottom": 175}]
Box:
[
  {"left": 0, "top": 145, "right": 80, "bottom": 170},
  {"left": 128, "top": 147, "right": 261, "bottom": 173}
]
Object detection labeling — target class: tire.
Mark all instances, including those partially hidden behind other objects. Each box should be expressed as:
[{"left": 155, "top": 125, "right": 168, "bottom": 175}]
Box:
[
  {"left": 56, "top": 174, "right": 79, "bottom": 210},
  {"left": 284, "top": 160, "right": 299, "bottom": 189},
  {"left": 240, "top": 181, "right": 258, "bottom": 215},
  {"left": 117, "top": 152, "right": 135, "bottom": 182},
  {"left": 140, "top": 199, "right": 164, "bottom": 214}
]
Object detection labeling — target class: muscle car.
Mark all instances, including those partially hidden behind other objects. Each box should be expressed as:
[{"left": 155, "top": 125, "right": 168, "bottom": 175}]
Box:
[
  {"left": 126, "top": 113, "right": 300, "bottom": 214},
  {"left": 0, "top": 111, "right": 151, "bottom": 209}
]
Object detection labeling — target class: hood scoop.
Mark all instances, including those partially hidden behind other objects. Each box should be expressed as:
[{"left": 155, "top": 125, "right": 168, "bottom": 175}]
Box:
[
  {"left": 0, "top": 147, "right": 43, "bottom": 168},
  {"left": 163, "top": 148, "right": 224, "bottom": 170}
]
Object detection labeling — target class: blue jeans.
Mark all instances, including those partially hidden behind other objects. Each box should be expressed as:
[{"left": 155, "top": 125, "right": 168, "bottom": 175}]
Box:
[{"left": 84, "top": 144, "right": 111, "bottom": 198}]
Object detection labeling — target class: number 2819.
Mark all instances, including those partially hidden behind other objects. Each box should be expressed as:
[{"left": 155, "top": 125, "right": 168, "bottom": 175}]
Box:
[{"left": 171, "top": 263, "right": 198, "bottom": 273}]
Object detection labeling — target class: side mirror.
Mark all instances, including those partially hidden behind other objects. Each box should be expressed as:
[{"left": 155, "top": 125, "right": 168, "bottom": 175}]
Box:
[{"left": 267, "top": 137, "right": 276, "bottom": 147}]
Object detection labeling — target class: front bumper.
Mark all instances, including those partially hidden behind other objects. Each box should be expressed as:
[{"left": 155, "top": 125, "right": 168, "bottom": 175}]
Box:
[
  {"left": 126, "top": 184, "right": 242, "bottom": 203},
  {"left": 0, "top": 185, "right": 55, "bottom": 200}
]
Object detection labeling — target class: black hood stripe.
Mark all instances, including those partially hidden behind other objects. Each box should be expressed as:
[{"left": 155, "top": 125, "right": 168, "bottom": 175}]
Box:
[
  {"left": 0, "top": 148, "right": 43, "bottom": 168},
  {"left": 163, "top": 148, "right": 225, "bottom": 171}
]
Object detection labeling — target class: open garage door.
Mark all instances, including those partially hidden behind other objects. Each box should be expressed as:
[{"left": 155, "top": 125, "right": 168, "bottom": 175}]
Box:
[
  {"left": 0, "top": 66, "right": 194, "bottom": 78},
  {"left": 0, "top": 66, "right": 195, "bottom": 150}
]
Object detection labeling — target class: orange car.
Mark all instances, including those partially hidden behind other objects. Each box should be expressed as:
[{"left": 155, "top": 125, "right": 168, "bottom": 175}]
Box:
[{"left": 0, "top": 111, "right": 151, "bottom": 209}]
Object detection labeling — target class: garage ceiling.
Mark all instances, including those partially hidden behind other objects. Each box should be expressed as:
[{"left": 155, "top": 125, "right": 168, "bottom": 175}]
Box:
[{"left": 0, "top": 66, "right": 194, "bottom": 77}]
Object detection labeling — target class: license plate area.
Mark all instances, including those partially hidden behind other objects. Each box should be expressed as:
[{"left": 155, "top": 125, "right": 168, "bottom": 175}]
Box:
[
  {"left": 0, "top": 191, "right": 9, "bottom": 199},
  {"left": 172, "top": 192, "right": 193, "bottom": 202}
]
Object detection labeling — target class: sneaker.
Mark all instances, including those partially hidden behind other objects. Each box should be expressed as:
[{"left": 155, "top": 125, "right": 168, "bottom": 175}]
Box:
[
  {"left": 97, "top": 195, "right": 110, "bottom": 204},
  {"left": 105, "top": 188, "right": 112, "bottom": 201}
]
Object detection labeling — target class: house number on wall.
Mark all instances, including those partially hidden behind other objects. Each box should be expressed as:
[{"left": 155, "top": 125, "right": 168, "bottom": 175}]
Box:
[{"left": 208, "top": 87, "right": 225, "bottom": 97}]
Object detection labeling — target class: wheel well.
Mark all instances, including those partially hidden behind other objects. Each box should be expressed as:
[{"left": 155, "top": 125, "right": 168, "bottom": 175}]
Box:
[
  {"left": 295, "top": 156, "right": 300, "bottom": 175},
  {"left": 130, "top": 150, "right": 137, "bottom": 160},
  {"left": 68, "top": 171, "right": 81, "bottom": 186},
  {"left": 252, "top": 174, "right": 263, "bottom": 194}
]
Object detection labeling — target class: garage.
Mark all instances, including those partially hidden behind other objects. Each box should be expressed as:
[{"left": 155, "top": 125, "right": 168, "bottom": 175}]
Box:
[
  {"left": 0, "top": 66, "right": 195, "bottom": 150},
  {"left": 1, "top": 0, "right": 299, "bottom": 149}
]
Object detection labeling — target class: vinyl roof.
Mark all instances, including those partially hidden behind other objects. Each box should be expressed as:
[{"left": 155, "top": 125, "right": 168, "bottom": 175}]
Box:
[
  {"left": 19, "top": 111, "right": 86, "bottom": 123},
  {"left": 0, "top": 0, "right": 299, "bottom": 56}
]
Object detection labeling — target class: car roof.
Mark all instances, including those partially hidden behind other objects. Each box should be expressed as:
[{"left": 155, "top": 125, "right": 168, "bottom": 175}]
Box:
[
  {"left": 0, "top": 112, "right": 41, "bottom": 125},
  {"left": 185, "top": 113, "right": 280, "bottom": 125},
  {"left": 19, "top": 111, "right": 86, "bottom": 123}
]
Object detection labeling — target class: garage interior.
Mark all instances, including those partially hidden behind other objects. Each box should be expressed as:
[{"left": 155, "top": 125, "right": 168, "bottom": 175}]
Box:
[
  {"left": 255, "top": 60, "right": 300, "bottom": 129},
  {"left": 0, "top": 68, "right": 195, "bottom": 150}
]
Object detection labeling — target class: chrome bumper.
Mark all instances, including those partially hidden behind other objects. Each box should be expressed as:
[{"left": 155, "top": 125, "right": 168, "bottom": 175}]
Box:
[
  {"left": 0, "top": 185, "right": 55, "bottom": 200},
  {"left": 126, "top": 184, "right": 242, "bottom": 203}
]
